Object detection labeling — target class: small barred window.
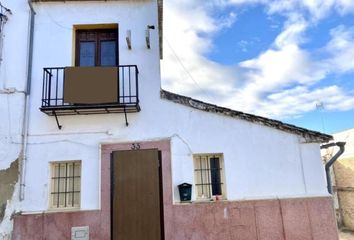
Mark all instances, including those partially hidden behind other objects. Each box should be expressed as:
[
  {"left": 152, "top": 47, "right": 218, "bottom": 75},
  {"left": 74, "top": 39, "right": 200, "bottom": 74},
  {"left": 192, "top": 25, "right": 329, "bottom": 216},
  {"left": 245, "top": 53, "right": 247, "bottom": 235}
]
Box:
[
  {"left": 193, "top": 154, "right": 225, "bottom": 200},
  {"left": 50, "top": 161, "right": 81, "bottom": 209}
]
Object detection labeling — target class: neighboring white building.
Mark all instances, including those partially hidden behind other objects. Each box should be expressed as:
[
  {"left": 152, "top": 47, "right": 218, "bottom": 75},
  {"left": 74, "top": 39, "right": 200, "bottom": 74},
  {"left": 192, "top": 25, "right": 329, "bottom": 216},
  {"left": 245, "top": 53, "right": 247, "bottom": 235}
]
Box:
[
  {"left": 323, "top": 128, "right": 354, "bottom": 231},
  {"left": 0, "top": 0, "right": 339, "bottom": 239}
]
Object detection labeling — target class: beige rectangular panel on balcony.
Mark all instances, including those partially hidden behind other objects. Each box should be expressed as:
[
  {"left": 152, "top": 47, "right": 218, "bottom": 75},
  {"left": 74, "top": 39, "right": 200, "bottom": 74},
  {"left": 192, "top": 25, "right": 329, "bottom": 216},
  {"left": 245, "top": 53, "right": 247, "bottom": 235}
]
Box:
[{"left": 64, "top": 67, "right": 118, "bottom": 104}]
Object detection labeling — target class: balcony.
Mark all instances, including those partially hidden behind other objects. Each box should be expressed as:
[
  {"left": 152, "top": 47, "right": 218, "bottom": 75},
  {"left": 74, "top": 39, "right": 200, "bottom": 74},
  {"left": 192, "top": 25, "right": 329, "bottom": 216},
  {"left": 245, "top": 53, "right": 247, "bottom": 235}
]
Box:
[{"left": 40, "top": 65, "right": 140, "bottom": 127}]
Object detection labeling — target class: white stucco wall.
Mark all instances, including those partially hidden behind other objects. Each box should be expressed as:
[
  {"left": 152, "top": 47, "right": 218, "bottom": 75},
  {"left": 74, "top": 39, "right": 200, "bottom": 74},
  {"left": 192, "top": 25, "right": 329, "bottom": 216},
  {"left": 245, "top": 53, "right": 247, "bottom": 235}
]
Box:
[
  {"left": 0, "top": 0, "right": 29, "bottom": 169},
  {"left": 0, "top": 0, "right": 329, "bottom": 218},
  {"left": 0, "top": 1, "right": 30, "bottom": 238},
  {"left": 167, "top": 106, "right": 328, "bottom": 202},
  {"left": 22, "top": 98, "right": 329, "bottom": 212}
]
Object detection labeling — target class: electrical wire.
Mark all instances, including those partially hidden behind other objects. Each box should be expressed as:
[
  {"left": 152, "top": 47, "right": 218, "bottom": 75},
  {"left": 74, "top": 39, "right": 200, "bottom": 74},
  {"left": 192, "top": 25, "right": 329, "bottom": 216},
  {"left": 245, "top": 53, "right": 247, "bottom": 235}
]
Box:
[
  {"left": 44, "top": 10, "right": 73, "bottom": 31},
  {"left": 171, "top": 133, "right": 193, "bottom": 155},
  {"left": 11, "top": 139, "right": 97, "bottom": 148},
  {"left": 164, "top": 36, "right": 213, "bottom": 100}
]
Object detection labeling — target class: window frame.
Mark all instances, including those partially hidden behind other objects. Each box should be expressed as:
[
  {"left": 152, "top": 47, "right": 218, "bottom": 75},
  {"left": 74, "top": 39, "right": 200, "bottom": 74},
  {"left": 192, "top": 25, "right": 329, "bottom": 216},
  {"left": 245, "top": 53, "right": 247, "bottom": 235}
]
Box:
[
  {"left": 193, "top": 153, "right": 226, "bottom": 201},
  {"left": 49, "top": 160, "right": 82, "bottom": 210},
  {"left": 73, "top": 24, "right": 119, "bottom": 67}
]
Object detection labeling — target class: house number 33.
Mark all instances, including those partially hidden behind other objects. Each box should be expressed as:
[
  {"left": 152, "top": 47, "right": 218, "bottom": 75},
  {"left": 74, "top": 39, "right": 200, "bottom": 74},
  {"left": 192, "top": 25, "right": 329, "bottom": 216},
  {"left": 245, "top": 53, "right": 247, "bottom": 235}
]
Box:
[{"left": 131, "top": 143, "right": 141, "bottom": 150}]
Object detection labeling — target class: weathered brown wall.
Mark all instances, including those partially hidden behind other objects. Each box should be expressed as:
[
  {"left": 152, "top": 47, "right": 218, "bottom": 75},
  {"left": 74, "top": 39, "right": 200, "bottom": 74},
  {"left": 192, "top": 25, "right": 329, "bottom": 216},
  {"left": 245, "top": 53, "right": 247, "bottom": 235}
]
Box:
[
  {"left": 0, "top": 159, "right": 18, "bottom": 223},
  {"left": 334, "top": 158, "right": 354, "bottom": 230}
]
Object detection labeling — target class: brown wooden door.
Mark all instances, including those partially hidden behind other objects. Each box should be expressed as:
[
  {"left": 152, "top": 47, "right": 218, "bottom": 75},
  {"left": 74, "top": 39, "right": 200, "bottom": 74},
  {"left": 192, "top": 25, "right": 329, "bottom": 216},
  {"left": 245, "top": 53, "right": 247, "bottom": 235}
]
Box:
[{"left": 112, "top": 149, "right": 163, "bottom": 240}]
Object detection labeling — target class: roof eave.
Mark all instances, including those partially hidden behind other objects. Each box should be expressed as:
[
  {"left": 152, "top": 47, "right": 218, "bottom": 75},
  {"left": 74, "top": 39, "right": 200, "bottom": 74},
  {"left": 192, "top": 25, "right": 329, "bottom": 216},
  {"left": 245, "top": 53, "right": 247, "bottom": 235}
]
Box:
[{"left": 160, "top": 89, "right": 333, "bottom": 143}]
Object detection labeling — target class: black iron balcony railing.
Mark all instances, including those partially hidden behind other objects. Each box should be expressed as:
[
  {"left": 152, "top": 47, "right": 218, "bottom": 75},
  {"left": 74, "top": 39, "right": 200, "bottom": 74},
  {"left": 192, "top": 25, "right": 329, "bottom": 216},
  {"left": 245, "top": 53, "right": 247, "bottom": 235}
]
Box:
[
  {"left": 40, "top": 65, "right": 140, "bottom": 115},
  {"left": 40, "top": 65, "right": 140, "bottom": 128}
]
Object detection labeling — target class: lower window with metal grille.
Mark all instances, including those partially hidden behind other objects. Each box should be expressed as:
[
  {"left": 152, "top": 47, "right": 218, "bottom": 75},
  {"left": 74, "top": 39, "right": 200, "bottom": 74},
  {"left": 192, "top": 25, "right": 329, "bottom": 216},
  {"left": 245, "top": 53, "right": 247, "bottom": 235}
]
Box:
[
  {"left": 193, "top": 154, "right": 225, "bottom": 200},
  {"left": 50, "top": 161, "right": 81, "bottom": 209}
]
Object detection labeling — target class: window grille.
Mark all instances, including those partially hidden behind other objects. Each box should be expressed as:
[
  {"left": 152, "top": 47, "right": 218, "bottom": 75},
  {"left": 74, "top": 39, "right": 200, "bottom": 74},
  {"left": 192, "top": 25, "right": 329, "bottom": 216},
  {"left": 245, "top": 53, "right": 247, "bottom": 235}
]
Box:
[
  {"left": 193, "top": 154, "right": 225, "bottom": 200},
  {"left": 50, "top": 161, "right": 81, "bottom": 208}
]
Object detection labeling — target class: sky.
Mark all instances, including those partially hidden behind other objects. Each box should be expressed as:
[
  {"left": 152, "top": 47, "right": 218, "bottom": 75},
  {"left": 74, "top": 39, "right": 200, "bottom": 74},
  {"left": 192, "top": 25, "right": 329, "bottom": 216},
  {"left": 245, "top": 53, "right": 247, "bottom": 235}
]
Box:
[{"left": 160, "top": 0, "right": 354, "bottom": 134}]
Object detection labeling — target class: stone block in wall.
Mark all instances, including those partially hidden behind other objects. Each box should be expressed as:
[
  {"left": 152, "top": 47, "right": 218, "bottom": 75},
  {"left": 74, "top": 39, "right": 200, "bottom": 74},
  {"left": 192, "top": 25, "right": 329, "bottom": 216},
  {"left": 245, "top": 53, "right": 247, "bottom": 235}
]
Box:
[
  {"left": 334, "top": 158, "right": 354, "bottom": 188},
  {"left": 338, "top": 191, "right": 354, "bottom": 230},
  {"left": 334, "top": 158, "right": 354, "bottom": 231}
]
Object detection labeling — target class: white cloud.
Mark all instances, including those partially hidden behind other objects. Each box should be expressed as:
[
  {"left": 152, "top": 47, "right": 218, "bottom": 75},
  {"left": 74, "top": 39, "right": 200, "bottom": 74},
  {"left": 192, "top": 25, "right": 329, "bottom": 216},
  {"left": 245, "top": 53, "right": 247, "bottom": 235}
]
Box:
[
  {"left": 302, "top": 0, "right": 336, "bottom": 20},
  {"left": 227, "top": 0, "right": 354, "bottom": 20},
  {"left": 161, "top": 0, "right": 239, "bottom": 101},
  {"left": 274, "top": 19, "right": 307, "bottom": 47},
  {"left": 325, "top": 25, "right": 354, "bottom": 73},
  {"left": 265, "top": 0, "right": 335, "bottom": 21},
  {"left": 335, "top": 0, "right": 354, "bottom": 14},
  {"left": 264, "top": 86, "right": 354, "bottom": 117},
  {"left": 239, "top": 44, "right": 325, "bottom": 92},
  {"left": 161, "top": 0, "right": 354, "bottom": 119}
]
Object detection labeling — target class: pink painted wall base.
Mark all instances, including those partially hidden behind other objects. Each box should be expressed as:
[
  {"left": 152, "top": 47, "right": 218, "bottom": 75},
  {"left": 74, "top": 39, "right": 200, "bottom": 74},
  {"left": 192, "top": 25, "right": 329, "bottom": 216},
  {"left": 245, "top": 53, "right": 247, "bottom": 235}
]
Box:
[
  {"left": 12, "top": 197, "right": 338, "bottom": 240},
  {"left": 165, "top": 197, "right": 338, "bottom": 240}
]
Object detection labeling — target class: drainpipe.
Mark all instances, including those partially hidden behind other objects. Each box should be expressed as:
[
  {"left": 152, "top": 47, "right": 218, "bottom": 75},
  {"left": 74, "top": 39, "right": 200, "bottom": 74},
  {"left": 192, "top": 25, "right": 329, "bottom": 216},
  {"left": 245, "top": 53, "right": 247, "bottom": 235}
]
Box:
[
  {"left": 320, "top": 142, "right": 346, "bottom": 194},
  {"left": 19, "top": 1, "right": 35, "bottom": 201}
]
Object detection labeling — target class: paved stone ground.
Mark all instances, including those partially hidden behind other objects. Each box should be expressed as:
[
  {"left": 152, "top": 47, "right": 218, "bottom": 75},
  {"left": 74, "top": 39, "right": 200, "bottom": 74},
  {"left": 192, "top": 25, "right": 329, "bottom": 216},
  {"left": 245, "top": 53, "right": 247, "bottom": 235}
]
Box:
[{"left": 340, "top": 230, "right": 354, "bottom": 240}]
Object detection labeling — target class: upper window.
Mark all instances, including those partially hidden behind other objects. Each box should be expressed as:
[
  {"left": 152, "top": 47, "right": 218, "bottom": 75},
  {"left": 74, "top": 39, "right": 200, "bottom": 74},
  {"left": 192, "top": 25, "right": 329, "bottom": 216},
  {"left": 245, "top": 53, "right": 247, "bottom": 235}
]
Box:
[
  {"left": 193, "top": 154, "right": 225, "bottom": 200},
  {"left": 75, "top": 28, "right": 118, "bottom": 67},
  {"left": 50, "top": 161, "right": 81, "bottom": 209}
]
